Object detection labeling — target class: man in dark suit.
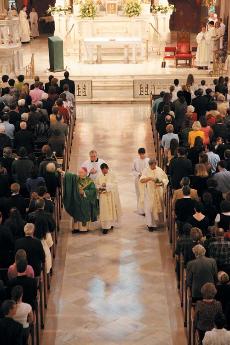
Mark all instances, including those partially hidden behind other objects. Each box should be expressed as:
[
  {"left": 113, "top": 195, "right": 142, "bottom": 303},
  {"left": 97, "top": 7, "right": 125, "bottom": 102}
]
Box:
[
  {"left": 15, "top": 223, "right": 45, "bottom": 277},
  {"left": 60, "top": 71, "right": 75, "bottom": 95},
  {"left": 169, "top": 147, "right": 193, "bottom": 190},
  {"left": 0, "top": 300, "right": 23, "bottom": 345},
  {"left": 191, "top": 88, "right": 208, "bottom": 119},
  {"left": 186, "top": 244, "right": 217, "bottom": 302},
  {"left": 8, "top": 183, "right": 28, "bottom": 219},
  {"left": 175, "top": 186, "right": 196, "bottom": 221},
  {"left": 7, "top": 259, "right": 37, "bottom": 310},
  {"left": 14, "top": 122, "right": 34, "bottom": 153},
  {"left": 27, "top": 198, "right": 56, "bottom": 233},
  {"left": 44, "top": 74, "right": 54, "bottom": 93}
]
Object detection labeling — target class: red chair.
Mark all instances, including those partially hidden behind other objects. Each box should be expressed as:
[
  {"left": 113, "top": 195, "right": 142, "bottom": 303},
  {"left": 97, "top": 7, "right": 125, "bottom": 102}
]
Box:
[
  {"left": 164, "top": 47, "right": 176, "bottom": 61},
  {"left": 175, "top": 32, "right": 192, "bottom": 68}
]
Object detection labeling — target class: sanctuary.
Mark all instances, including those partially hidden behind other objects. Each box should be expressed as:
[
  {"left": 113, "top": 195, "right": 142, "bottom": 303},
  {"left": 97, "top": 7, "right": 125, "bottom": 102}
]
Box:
[{"left": 52, "top": 0, "right": 173, "bottom": 63}]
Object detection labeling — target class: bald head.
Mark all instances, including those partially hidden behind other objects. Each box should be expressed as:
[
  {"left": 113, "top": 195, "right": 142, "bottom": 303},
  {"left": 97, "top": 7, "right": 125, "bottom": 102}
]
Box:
[{"left": 78, "top": 168, "right": 87, "bottom": 178}]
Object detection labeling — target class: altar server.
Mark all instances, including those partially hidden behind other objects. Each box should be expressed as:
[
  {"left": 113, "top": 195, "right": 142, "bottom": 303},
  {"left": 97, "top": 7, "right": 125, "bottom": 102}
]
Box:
[
  {"left": 30, "top": 8, "right": 39, "bottom": 38},
  {"left": 96, "top": 163, "right": 122, "bottom": 234},
  {"left": 19, "top": 6, "right": 30, "bottom": 43},
  {"left": 132, "top": 147, "right": 149, "bottom": 214},
  {"left": 81, "top": 150, "right": 105, "bottom": 181},
  {"left": 139, "top": 158, "right": 168, "bottom": 231},
  {"left": 219, "top": 18, "right": 226, "bottom": 49},
  {"left": 196, "top": 26, "right": 210, "bottom": 69}
]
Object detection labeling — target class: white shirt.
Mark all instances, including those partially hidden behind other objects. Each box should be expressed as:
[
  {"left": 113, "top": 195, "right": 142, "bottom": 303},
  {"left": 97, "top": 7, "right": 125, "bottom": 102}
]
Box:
[
  {"left": 13, "top": 302, "right": 32, "bottom": 328},
  {"left": 81, "top": 158, "right": 105, "bottom": 180},
  {"left": 132, "top": 157, "right": 149, "bottom": 178},
  {"left": 203, "top": 328, "right": 230, "bottom": 345}
]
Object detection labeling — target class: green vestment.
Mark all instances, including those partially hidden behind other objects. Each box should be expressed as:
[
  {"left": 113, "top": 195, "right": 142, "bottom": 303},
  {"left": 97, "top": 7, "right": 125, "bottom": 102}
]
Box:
[{"left": 63, "top": 172, "right": 98, "bottom": 222}]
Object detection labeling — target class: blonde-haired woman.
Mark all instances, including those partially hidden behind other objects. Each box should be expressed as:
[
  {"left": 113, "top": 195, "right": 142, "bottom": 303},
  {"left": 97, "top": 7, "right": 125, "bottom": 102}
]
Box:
[
  {"left": 188, "top": 121, "right": 205, "bottom": 147},
  {"left": 191, "top": 163, "right": 209, "bottom": 197}
]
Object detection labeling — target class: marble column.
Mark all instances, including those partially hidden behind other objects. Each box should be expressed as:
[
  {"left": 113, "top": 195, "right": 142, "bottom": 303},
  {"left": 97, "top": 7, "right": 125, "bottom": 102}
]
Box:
[{"left": 0, "top": 0, "right": 6, "bottom": 12}]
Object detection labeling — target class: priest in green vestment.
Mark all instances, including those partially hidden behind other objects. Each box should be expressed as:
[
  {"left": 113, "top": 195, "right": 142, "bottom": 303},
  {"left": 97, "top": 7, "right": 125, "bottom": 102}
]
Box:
[{"left": 63, "top": 167, "right": 98, "bottom": 234}]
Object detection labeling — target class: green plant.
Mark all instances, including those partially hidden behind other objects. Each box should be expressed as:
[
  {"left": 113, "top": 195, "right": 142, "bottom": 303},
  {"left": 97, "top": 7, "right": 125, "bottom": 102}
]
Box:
[
  {"left": 80, "top": 0, "right": 97, "bottom": 18},
  {"left": 124, "top": 0, "right": 141, "bottom": 18}
]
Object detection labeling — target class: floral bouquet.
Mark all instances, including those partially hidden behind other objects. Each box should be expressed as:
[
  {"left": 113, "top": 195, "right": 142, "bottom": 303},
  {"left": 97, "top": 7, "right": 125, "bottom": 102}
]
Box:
[
  {"left": 154, "top": 178, "right": 163, "bottom": 186},
  {"left": 47, "top": 5, "right": 72, "bottom": 15},
  {"left": 124, "top": 0, "right": 142, "bottom": 18},
  {"left": 151, "top": 4, "right": 175, "bottom": 14},
  {"left": 80, "top": 0, "right": 97, "bottom": 18}
]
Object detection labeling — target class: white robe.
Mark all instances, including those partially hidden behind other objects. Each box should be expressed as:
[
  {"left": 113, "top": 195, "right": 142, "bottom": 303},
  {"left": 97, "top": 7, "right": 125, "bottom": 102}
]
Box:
[
  {"left": 30, "top": 11, "right": 39, "bottom": 38},
  {"left": 81, "top": 158, "right": 105, "bottom": 181},
  {"left": 139, "top": 167, "right": 168, "bottom": 226},
  {"left": 132, "top": 157, "right": 149, "bottom": 213},
  {"left": 220, "top": 22, "right": 226, "bottom": 49},
  {"left": 224, "top": 55, "right": 230, "bottom": 78},
  {"left": 96, "top": 172, "right": 122, "bottom": 229},
  {"left": 19, "top": 10, "right": 30, "bottom": 43},
  {"left": 196, "top": 31, "right": 210, "bottom": 67}
]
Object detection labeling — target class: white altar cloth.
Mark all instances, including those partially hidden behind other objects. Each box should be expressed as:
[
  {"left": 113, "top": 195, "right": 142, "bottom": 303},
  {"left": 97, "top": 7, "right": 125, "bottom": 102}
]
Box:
[{"left": 84, "top": 36, "right": 143, "bottom": 63}]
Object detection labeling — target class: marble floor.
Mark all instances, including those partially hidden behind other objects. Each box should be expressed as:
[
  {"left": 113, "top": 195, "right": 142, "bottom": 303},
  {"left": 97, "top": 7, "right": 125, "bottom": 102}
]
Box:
[{"left": 41, "top": 104, "right": 187, "bottom": 345}]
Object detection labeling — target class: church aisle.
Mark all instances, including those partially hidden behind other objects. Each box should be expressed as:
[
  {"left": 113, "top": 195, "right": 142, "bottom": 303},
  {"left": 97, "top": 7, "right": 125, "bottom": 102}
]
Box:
[{"left": 42, "top": 104, "right": 187, "bottom": 345}]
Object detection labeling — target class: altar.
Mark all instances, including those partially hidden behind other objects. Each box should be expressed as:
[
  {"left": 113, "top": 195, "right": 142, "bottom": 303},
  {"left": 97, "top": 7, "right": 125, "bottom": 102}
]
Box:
[{"left": 53, "top": 0, "right": 173, "bottom": 64}]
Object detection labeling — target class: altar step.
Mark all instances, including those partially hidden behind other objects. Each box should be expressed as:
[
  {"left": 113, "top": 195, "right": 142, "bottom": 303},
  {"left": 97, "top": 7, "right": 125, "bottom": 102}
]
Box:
[{"left": 74, "top": 74, "right": 212, "bottom": 103}]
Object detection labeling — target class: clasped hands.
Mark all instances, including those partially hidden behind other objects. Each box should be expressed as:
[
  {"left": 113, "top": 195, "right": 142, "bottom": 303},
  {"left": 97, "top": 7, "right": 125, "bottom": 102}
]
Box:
[
  {"left": 99, "top": 183, "right": 106, "bottom": 194},
  {"left": 90, "top": 167, "right": 97, "bottom": 174}
]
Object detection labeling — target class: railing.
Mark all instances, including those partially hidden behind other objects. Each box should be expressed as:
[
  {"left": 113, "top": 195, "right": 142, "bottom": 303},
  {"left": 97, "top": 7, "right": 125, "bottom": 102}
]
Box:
[
  {"left": 148, "top": 22, "right": 163, "bottom": 55},
  {"left": 150, "top": 95, "right": 196, "bottom": 345}
]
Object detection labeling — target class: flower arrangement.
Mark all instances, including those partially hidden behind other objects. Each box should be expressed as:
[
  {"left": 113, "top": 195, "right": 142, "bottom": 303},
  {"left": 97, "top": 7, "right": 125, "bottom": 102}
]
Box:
[
  {"left": 80, "top": 0, "right": 97, "bottom": 18},
  {"left": 151, "top": 4, "right": 175, "bottom": 14},
  {"left": 202, "top": 0, "right": 216, "bottom": 7},
  {"left": 47, "top": 5, "right": 71, "bottom": 15},
  {"left": 124, "top": 0, "right": 141, "bottom": 17}
]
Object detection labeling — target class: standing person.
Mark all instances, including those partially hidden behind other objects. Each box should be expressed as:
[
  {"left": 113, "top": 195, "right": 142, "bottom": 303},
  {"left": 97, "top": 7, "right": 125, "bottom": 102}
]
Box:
[
  {"left": 219, "top": 18, "right": 226, "bottom": 50},
  {"left": 173, "top": 91, "right": 187, "bottom": 132},
  {"left": 139, "top": 158, "right": 168, "bottom": 231},
  {"left": 63, "top": 168, "right": 98, "bottom": 234},
  {"left": 11, "top": 285, "right": 33, "bottom": 345},
  {"left": 19, "top": 7, "right": 30, "bottom": 43},
  {"left": 186, "top": 244, "right": 218, "bottom": 302},
  {"left": 169, "top": 147, "right": 193, "bottom": 190},
  {"left": 203, "top": 313, "right": 230, "bottom": 345},
  {"left": 207, "top": 21, "right": 216, "bottom": 62},
  {"left": 60, "top": 71, "right": 75, "bottom": 95},
  {"left": 29, "top": 8, "right": 39, "bottom": 38},
  {"left": 0, "top": 300, "right": 23, "bottom": 345},
  {"left": 196, "top": 26, "right": 210, "bottom": 70},
  {"left": 96, "top": 163, "right": 122, "bottom": 235},
  {"left": 131, "top": 147, "right": 149, "bottom": 214},
  {"left": 81, "top": 150, "right": 105, "bottom": 181}
]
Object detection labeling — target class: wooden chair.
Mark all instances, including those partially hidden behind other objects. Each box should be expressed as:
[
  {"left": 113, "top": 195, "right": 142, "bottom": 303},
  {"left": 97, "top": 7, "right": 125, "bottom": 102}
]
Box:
[
  {"left": 175, "top": 32, "right": 192, "bottom": 68},
  {"left": 164, "top": 46, "right": 176, "bottom": 64}
]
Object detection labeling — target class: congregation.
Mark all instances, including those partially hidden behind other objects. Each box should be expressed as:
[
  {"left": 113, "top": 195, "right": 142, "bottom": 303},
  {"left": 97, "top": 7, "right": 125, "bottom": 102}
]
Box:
[
  {"left": 0, "top": 71, "right": 76, "bottom": 344},
  {"left": 152, "top": 74, "right": 230, "bottom": 344}
]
